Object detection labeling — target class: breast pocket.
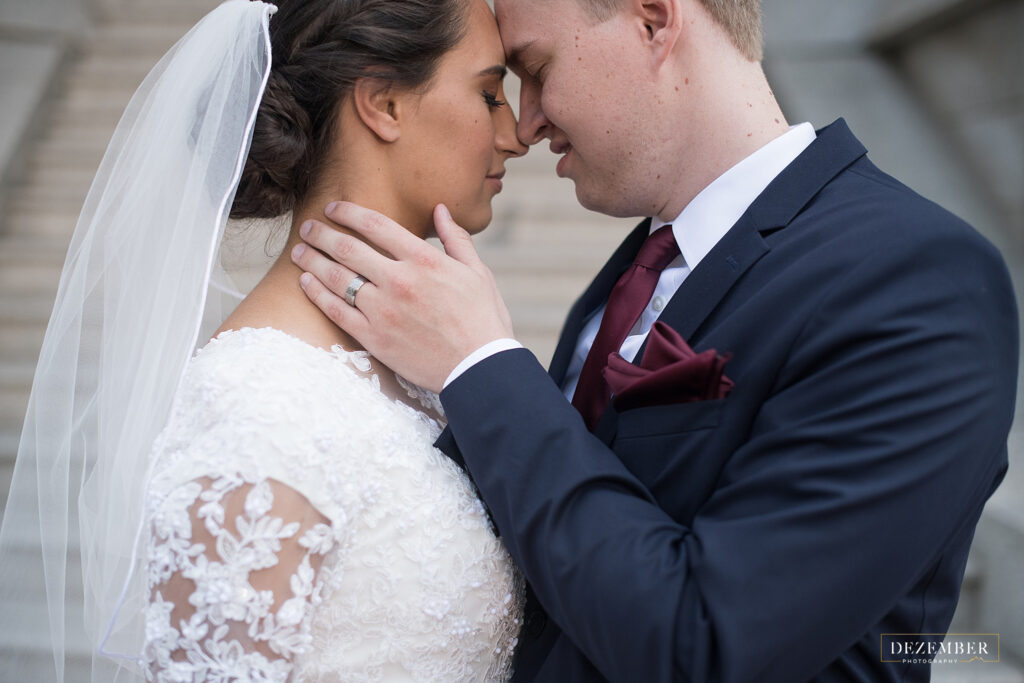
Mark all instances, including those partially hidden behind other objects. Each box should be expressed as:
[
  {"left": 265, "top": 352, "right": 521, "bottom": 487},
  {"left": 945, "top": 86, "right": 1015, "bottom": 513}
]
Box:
[
  {"left": 612, "top": 399, "right": 728, "bottom": 521},
  {"left": 615, "top": 398, "right": 726, "bottom": 440}
]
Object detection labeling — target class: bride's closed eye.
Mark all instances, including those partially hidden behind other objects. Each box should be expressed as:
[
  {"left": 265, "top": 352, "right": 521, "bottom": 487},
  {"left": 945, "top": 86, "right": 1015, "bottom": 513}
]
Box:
[{"left": 482, "top": 90, "right": 507, "bottom": 109}]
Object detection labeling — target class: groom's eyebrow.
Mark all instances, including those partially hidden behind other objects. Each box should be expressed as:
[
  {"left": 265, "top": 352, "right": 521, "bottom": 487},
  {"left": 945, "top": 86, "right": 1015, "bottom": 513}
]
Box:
[{"left": 506, "top": 41, "right": 535, "bottom": 70}]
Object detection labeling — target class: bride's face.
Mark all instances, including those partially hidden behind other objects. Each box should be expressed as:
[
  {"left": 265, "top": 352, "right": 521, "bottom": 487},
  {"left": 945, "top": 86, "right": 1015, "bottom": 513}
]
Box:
[{"left": 393, "top": 0, "right": 526, "bottom": 235}]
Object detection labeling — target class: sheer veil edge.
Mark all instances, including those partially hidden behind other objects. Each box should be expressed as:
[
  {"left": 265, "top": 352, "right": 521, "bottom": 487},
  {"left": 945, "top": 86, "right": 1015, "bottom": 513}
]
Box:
[{"left": 0, "top": 1, "right": 277, "bottom": 679}]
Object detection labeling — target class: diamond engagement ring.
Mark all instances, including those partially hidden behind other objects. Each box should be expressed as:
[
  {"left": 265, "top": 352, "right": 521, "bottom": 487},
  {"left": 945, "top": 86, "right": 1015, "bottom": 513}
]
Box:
[{"left": 344, "top": 275, "right": 368, "bottom": 307}]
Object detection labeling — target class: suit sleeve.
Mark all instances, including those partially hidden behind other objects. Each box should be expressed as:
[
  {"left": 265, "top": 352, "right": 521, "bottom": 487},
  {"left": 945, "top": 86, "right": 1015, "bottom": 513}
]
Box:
[{"left": 439, "top": 228, "right": 1018, "bottom": 682}]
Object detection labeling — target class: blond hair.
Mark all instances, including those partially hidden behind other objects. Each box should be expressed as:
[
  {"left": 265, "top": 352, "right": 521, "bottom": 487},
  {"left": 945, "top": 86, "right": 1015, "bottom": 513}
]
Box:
[{"left": 579, "top": 0, "right": 763, "bottom": 61}]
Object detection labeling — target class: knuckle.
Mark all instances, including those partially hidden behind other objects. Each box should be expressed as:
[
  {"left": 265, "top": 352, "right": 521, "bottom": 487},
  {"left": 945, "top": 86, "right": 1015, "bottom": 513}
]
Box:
[
  {"left": 324, "top": 298, "right": 347, "bottom": 323},
  {"left": 379, "top": 304, "right": 402, "bottom": 327},
  {"left": 332, "top": 237, "right": 355, "bottom": 262},
  {"left": 365, "top": 211, "right": 388, "bottom": 233},
  {"left": 413, "top": 248, "right": 439, "bottom": 269},
  {"left": 325, "top": 264, "right": 348, "bottom": 292},
  {"left": 391, "top": 275, "right": 415, "bottom": 300}
]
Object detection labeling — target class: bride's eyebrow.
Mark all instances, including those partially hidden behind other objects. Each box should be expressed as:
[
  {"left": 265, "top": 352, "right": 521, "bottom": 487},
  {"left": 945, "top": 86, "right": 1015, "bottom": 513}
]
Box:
[{"left": 477, "top": 65, "right": 508, "bottom": 80}]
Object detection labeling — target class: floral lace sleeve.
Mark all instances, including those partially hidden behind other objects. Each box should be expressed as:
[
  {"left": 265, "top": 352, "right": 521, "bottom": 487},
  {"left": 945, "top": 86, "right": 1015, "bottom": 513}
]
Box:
[{"left": 145, "top": 473, "right": 335, "bottom": 682}]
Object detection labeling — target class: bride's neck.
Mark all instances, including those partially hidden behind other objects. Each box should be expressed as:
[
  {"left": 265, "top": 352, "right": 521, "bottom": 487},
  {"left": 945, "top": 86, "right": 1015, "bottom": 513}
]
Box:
[{"left": 223, "top": 180, "right": 416, "bottom": 353}]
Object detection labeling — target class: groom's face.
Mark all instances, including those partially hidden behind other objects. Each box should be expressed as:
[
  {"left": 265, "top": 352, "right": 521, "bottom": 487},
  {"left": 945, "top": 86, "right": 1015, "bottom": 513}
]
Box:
[{"left": 495, "top": 0, "right": 661, "bottom": 217}]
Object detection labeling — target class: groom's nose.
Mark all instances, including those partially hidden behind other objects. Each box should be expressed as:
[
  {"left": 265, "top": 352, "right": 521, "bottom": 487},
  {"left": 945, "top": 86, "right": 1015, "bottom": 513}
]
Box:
[{"left": 516, "top": 79, "right": 551, "bottom": 146}]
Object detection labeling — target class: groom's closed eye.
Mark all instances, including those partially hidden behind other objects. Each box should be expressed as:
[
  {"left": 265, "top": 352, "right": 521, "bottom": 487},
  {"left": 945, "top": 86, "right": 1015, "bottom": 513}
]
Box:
[{"left": 505, "top": 41, "right": 537, "bottom": 79}]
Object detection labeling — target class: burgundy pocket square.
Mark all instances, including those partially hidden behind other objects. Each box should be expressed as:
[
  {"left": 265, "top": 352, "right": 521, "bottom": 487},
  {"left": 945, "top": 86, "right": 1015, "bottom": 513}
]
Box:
[{"left": 603, "top": 321, "right": 734, "bottom": 412}]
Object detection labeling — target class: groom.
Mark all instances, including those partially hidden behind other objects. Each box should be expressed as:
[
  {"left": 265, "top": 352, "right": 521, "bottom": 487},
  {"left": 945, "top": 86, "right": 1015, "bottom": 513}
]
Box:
[{"left": 290, "top": 0, "right": 1017, "bottom": 680}]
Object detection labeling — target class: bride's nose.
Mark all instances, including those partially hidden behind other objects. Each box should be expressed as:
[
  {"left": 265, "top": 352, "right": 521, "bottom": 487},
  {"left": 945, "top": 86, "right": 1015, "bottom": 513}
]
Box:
[{"left": 495, "top": 104, "right": 528, "bottom": 158}]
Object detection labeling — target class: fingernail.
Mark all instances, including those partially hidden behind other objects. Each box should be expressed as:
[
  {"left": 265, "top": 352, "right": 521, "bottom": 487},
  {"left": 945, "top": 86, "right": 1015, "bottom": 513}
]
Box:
[
  {"left": 300, "top": 220, "right": 312, "bottom": 238},
  {"left": 325, "top": 201, "right": 339, "bottom": 215},
  {"left": 439, "top": 203, "right": 452, "bottom": 221},
  {"left": 299, "top": 272, "right": 312, "bottom": 288},
  {"left": 291, "top": 243, "right": 306, "bottom": 261}
]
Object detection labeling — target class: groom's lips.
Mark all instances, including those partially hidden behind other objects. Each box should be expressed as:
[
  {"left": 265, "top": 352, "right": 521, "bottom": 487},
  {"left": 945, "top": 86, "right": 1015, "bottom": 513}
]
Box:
[{"left": 551, "top": 141, "right": 572, "bottom": 177}]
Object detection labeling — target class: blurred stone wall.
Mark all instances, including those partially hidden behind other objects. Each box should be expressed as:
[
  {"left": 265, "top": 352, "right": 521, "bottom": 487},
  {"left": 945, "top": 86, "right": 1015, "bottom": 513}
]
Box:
[
  {"left": 0, "top": 0, "right": 91, "bottom": 224},
  {"left": 763, "top": 0, "right": 1024, "bottom": 674},
  {"left": 881, "top": 0, "right": 1023, "bottom": 240},
  {"left": 0, "top": 0, "right": 1020, "bottom": 678}
]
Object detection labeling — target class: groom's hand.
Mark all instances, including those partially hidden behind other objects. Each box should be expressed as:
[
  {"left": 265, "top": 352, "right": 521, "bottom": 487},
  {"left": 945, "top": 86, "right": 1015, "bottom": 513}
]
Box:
[{"left": 291, "top": 201, "right": 515, "bottom": 393}]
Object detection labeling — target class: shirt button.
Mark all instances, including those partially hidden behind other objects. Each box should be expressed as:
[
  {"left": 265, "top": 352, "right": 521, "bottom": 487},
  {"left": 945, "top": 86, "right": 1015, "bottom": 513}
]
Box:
[{"left": 652, "top": 296, "right": 666, "bottom": 312}]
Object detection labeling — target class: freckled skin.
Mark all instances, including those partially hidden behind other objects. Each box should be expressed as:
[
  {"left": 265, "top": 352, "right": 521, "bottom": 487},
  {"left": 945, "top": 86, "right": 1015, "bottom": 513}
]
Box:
[{"left": 495, "top": 0, "right": 789, "bottom": 220}]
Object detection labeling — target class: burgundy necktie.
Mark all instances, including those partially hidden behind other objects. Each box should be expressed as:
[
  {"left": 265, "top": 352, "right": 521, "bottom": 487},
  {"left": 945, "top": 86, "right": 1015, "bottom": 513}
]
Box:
[{"left": 572, "top": 225, "right": 680, "bottom": 430}]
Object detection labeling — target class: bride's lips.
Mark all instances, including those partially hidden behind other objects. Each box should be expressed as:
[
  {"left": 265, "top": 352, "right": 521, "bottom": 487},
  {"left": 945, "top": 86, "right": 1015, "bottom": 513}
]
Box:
[{"left": 486, "top": 170, "right": 505, "bottom": 192}]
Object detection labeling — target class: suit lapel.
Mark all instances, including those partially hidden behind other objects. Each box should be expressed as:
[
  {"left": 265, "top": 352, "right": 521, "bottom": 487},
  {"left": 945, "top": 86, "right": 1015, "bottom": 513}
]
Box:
[
  {"left": 435, "top": 223, "right": 651, "bottom": 468},
  {"left": 640, "top": 118, "right": 868, "bottom": 357},
  {"left": 433, "top": 427, "right": 463, "bottom": 467},
  {"left": 548, "top": 220, "right": 652, "bottom": 385},
  {"left": 647, "top": 217, "right": 769, "bottom": 348},
  {"left": 439, "top": 120, "right": 868, "bottom": 454}
]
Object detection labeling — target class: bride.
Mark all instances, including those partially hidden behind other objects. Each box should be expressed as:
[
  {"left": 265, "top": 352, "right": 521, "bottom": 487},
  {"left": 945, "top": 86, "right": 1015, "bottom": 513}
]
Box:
[{"left": 0, "top": 0, "right": 528, "bottom": 680}]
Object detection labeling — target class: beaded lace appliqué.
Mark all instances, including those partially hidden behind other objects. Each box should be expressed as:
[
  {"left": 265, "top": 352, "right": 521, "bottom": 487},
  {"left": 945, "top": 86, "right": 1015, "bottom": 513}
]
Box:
[
  {"left": 143, "top": 327, "right": 521, "bottom": 682},
  {"left": 145, "top": 475, "right": 334, "bottom": 682}
]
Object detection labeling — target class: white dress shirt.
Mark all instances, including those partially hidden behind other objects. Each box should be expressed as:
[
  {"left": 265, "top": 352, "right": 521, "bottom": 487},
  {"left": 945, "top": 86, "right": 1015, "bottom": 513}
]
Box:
[{"left": 445, "top": 123, "right": 817, "bottom": 394}]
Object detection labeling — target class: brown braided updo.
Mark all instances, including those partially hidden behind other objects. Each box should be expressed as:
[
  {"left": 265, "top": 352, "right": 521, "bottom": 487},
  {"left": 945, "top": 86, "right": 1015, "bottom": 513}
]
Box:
[{"left": 230, "top": 0, "right": 467, "bottom": 220}]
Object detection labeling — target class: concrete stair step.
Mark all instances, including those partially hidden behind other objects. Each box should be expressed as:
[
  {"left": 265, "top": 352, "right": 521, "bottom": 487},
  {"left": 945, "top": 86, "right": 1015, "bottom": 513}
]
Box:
[
  {"left": 88, "top": 24, "right": 203, "bottom": 58},
  {"left": 492, "top": 216, "right": 633, "bottom": 249},
  {"left": 5, "top": 205, "right": 81, "bottom": 234},
  {"left": 0, "top": 424, "right": 20, "bottom": 453},
  {"left": 0, "top": 400, "right": 30, "bottom": 441},
  {"left": 41, "top": 95, "right": 126, "bottom": 120},
  {"left": 101, "top": 0, "right": 219, "bottom": 24},
  {"left": 20, "top": 165, "right": 100, "bottom": 192},
  {"left": 0, "top": 324, "right": 47, "bottom": 363},
  {"left": 505, "top": 301, "right": 576, "bottom": 341},
  {"left": 0, "top": 265, "right": 62, "bottom": 294},
  {"left": 0, "top": 644, "right": 92, "bottom": 683},
  {"left": 479, "top": 243, "right": 615, "bottom": 276},
  {"left": 33, "top": 112, "right": 120, "bottom": 143},
  {"left": 64, "top": 58, "right": 152, "bottom": 84},
  {"left": 0, "top": 234, "right": 70, "bottom": 261},
  {"left": 0, "top": 600, "right": 90, "bottom": 656},
  {"left": 7, "top": 190, "right": 90, "bottom": 215},
  {"left": 0, "top": 432, "right": 19, "bottom": 513},
  {"left": 44, "top": 96, "right": 127, "bottom": 124},
  {"left": 24, "top": 142, "right": 106, "bottom": 171},
  {"left": 0, "top": 362, "right": 37, "bottom": 394},
  {"left": 931, "top": 659, "right": 1024, "bottom": 682},
  {"left": 493, "top": 175, "right": 592, "bottom": 222},
  {"left": 495, "top": 271, "right": 592, "bottom": 305},
  {"left": 48, "top": 69, "right": 155, "bottom": 97}
]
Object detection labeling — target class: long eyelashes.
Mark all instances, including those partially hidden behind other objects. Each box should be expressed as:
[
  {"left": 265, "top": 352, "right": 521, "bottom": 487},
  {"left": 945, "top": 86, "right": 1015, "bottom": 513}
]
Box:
[{"left": 482, "top": 91, "right": 507, "bottom": 109}]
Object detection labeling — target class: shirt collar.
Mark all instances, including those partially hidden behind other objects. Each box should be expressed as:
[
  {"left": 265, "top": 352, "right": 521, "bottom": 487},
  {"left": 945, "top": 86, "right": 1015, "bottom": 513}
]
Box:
[{"left": 651, "top": 122, "right": 817, "bottom": 270}]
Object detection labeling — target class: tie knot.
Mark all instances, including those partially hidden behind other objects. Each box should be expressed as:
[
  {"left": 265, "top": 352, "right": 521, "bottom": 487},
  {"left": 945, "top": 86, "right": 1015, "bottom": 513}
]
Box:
[{"left": 633, "top": 225, "right": 679, "bottom": 271}]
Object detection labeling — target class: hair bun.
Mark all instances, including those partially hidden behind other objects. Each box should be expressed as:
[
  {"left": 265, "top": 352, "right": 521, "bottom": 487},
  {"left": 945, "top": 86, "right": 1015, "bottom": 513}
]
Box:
[{"left": 230, "top": 69, "right": 313, "bottom": 219}]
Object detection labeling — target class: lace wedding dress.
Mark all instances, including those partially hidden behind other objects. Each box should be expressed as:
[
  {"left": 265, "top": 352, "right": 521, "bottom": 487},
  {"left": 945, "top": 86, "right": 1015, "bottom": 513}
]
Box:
[{"left": 141, "top": 327, "right": 523, "bottom": 681}]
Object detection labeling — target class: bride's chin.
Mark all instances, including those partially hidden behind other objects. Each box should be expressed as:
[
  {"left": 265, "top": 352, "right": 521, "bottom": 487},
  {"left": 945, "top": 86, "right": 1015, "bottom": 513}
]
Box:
[{"left": 452, "top": 206, "right": 493, "bottom": 236}]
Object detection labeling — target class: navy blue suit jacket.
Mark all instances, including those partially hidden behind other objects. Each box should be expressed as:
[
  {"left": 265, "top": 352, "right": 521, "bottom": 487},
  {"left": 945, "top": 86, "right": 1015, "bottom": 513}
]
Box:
[{"left": 433, "top": 120, "right": 1018, "bottom": 681}]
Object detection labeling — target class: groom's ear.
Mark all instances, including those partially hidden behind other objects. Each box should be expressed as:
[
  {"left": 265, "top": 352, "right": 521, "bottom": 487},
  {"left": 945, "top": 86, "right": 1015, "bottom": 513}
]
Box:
[
  {"left": 352, "top": 77, "right": 402, "bottom": 143},
  {"left": 631, "top": 0, "right": 682, "bottom": 66}
]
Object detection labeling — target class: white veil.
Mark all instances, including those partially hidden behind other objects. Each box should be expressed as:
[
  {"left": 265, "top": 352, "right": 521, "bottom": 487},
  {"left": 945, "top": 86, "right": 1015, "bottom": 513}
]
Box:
[{"left": 0, "top": 1, "right": 277, "bottom": 679}]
